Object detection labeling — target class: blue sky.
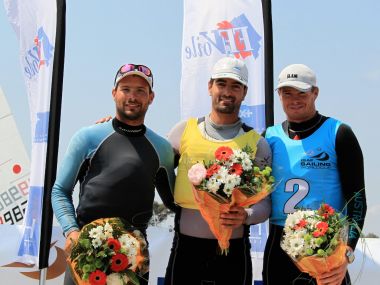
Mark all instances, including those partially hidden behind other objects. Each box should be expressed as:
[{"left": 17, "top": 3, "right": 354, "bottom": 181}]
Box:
[{"left": 1, "top": 0, "right": 379, "bottom": 235}]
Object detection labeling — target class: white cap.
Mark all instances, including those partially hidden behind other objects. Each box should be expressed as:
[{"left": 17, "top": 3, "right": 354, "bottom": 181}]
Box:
[
  {"left": 211, "top": 57, "right": 248, "bottom": 86},
  {"left": 277, "top": 64, "right": 317, "bottom": 92}
]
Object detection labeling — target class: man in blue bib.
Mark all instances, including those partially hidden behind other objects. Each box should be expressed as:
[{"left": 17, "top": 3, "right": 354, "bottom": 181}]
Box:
[{"left": 263, "top": 64, "right": 367, "bottom": 285}]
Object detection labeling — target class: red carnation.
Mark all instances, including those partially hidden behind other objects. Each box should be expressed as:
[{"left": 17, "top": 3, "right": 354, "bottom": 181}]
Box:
[
  {"left": 107, "top": 238, "right": 121, "bottom": 252},
  {"left": 294, "top": 219, "right": 308, "bottom": 230},
  {"left": 89, "top": 270, "right": 106, "bottom": 285},
  {"left": 110, "top": 253, "right": 129, "bottom": 272},
  {"left": 229, "top": 163, "right": 243, "bottom": 176},
  {"left": 312, "top": 221, "right": 329, "bottom": 237},
  {"left": 319, "top": 203, "right": 335, "bottom": 219},
  {"left": 215, "top": 146, "right": 233, "bottom": 161},
  {"left": 206, "top": 163, "right": 221, "bottom": 178}
]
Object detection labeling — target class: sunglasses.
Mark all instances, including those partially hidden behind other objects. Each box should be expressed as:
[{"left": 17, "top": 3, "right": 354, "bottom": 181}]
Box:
[{"left": 115, "top": 64, "right": 153, "bottom": 88}]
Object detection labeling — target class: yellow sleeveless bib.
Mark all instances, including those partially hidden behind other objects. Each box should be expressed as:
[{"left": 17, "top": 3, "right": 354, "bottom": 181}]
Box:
[{"left": 174, "top": 118, "right": 261, "bottom": 209}]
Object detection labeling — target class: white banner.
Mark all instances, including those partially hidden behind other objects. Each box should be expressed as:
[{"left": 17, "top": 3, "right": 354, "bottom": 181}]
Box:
[
  {"left": 4, "top": 0, "right": 57, "bottom": 265},
  {"left": 181, "top": 1, "right": 268, "bottom": 283},
  {"left": 181, "top": 0, "right": 266, "bottom": 132}
]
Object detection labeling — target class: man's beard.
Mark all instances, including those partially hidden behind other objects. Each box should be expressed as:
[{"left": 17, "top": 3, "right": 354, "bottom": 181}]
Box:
[
  {"left": 214, "top": 95, "right": 240, "bottom": 114},
  {"left": 216, "top": 105, "right": 235, "bottom": 114},
  {"left": 215, "top": 103, "right": 237, "bottom": 114},
  {"left": 117, "top": 106, "right": 146, "bottom": 122}
]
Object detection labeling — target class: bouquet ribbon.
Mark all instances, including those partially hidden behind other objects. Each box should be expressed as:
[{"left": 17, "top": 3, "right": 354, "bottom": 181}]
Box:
[
  {"left": 192, "top": 186, "right": 270, "bottom": 253},
  {"left": 295, "top": 242, "right": 347, "bottom": 284}
]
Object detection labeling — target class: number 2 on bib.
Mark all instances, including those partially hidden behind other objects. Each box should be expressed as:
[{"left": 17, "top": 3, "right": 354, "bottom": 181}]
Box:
[{"left": 284, "top": 178, "right": 309, "bottom": 213}]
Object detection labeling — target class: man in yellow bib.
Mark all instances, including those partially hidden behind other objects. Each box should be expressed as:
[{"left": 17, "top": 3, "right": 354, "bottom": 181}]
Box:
[{"left": 164, "top": 57, "right": 272, "bottom": 285}]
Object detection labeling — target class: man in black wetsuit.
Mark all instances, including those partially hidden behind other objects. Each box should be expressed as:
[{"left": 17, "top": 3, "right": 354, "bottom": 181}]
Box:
[
  {"left": 263, "top": 64, "right": 367, "bottom": 285},
  {"left": 51, "top": 63, "right": 177, "bottom": 285}
]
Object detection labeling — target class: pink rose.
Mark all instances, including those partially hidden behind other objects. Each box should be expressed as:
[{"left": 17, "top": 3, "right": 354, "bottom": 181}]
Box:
[{"left": 188, "top": 163, "right": 207, "bottom": 185}]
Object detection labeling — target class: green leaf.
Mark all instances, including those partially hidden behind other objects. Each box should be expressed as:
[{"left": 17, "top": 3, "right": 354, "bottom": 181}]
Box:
[
  {"left": 82, "top": 272, "right": 89, "bottom": 280},
  {"left": 96, "top": 251, "right": 107, "bottom": 258},
  {"left": 95, "top": 258, "right": 104, "bottom": 268},
  {"left": 82, "top": 264, "right": 92, "bottom": 273},
  {"left": 125, "top": 270, "right": 140, "bottom": 285},
  {"left": 86, "top": 255, "right": 94, "bottom": 262},
  {"left": 79, "top": 238, "right": 91, "bottom": 249}
]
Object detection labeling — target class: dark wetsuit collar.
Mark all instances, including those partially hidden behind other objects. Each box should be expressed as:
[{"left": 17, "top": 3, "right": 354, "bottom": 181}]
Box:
[
  {"left": 287, "top": 112, "right": 322, "bottom": 132},
  {"left": 283, "top": 112, "right": 328, "bottom": 140},
  {"left": 112, "top": 118, "right": 146, "bottom": 137}
]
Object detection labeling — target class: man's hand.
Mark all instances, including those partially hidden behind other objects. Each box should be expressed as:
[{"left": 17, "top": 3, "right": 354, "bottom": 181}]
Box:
[
  {"left": 95, "top": 116, "right": 112, "bottom": 124},
  {"left": 64, "top": 230, "right": 80, "bottom": 256},
  {"left": 220, "top": 205, "right": 248, "bottom": 229},
  {"left": 316, "top": 258, "right": 348, "bottom": 285}
]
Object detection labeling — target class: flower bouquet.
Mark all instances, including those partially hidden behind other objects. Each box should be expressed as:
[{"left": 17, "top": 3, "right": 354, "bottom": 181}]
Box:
[
  {"left": 281, "top": 204, "right": 348, "bottom": 284},
  {"left": 68, "top": 217, "right": 149, "bottom": 285},
  {"left": 188, "top": 145, "right": 274, "bottom": 254}
]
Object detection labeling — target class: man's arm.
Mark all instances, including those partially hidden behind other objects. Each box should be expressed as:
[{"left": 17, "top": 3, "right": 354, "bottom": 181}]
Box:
[
  {"left": 167, "top": 120, "right": 187, "bottom": 154},
  {"left": 336, "top": 124, "right": 367, "bottom": 250},
  {"left": 154, "top": 135, "right": 179, "bottom": 213},
  {"left": 245, "top": 136, "right": 273, "bottom": 225},
  {"left": 155, "top": 167, "right": 178, "bottom": 213},
  {"left": 51, "top": 128, "right": 90, "bottom": 236}
]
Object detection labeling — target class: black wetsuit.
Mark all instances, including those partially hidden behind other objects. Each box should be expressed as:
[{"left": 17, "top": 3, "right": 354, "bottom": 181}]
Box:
[{"left": 51, "top": 118, "right": 177, "bottom": 285}]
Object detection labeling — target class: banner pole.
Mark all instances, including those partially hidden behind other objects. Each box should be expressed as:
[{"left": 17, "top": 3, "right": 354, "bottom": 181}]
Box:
[
  {"left": 38, "top": 0, "right": 66, "bottom": 274},
  {"left": 262, "top": 0, "right": 274, "bottom": 127},
  {"left": 39, "top": 268, "right": 47, "bottom": 285}
]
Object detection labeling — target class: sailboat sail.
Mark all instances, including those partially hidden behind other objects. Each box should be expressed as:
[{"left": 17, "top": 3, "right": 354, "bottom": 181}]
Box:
[{"left": 0, "top": 87, "right": 30, "bottom": 225}]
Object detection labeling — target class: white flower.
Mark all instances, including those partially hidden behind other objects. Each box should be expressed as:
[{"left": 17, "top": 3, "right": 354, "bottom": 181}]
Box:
[
  {"left": 119, "top": 234, "right": 139, "bottom": 249},
  {"left": 230, "top": 151, "right": 241, "bottom": 163},
  {"left": 284, "top": 210, "right": 315, "bottom": 229},
  {"left": 289, "top": 237, "right": 305, "bottom": 258},
  {"left": 92, "top": 237, "right": 102, "bottom": 249},
  {"left": 206, "top": 177, "right": 222, "bottom": 193},
  {"left": 214, "top": 166, "right": 229, "bottom": 182},
  {"left": 106, "top": 273, "right": 123, "bottom": 285},
  {"left": 308, "top": 237, "right": 319, "bottom": 249},
  {"left": 118, "top": 234, "right": 141, "bottom": 270},
  {"left": 104, "top": 222, "right": 113, "bottom": 233},
  {"left": 233, "top": 149, "right": 251, "bottom": 165},
  {"left": 89, "top": 225, "right": 104, "bottom": 239},
  {"left": 104, "top": 231, "right": 113, "bottom": 239},
  {"left": 223, "top": 187, "right": 233, "bottom": 197},
  {"left": 223, "top": 174, "right": 241, "bottom": 196},
  {"left": 233, "top": 149, "right": 242, "bottom": 157},
  {"left": 232, "top": 149, "right": 246, "bottom": 160},
  {"left": 241, "top": 158, "right": 253, "bottom": 171},
  {"left": 103, "top": 222, "right": 114, "bottom": 239}
]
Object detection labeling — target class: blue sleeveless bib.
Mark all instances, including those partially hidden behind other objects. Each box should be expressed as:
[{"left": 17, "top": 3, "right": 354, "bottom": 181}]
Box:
[{"left": 266, "top": 118, "right": 345, "bottom": 226}]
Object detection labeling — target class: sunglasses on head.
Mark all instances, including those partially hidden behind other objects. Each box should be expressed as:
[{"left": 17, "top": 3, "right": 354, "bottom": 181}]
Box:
[{"left": 115, "top": 64, "right": 153, "bottom": 87}]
